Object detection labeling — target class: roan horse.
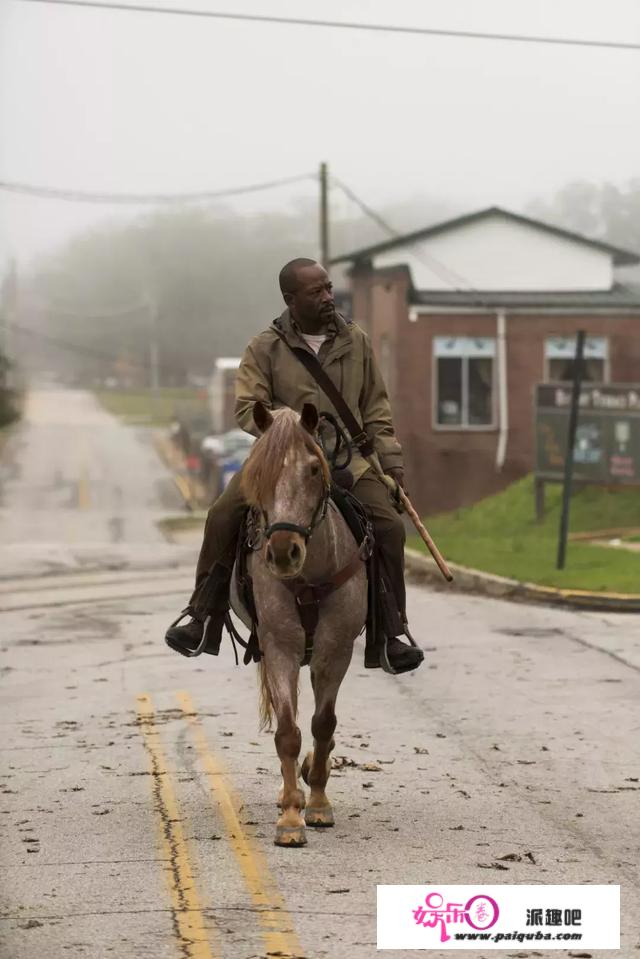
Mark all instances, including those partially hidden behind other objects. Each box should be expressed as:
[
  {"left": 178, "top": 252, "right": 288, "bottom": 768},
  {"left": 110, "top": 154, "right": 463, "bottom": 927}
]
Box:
[{"left": 240, "top": 401, "right": 368, "bottom": 847}]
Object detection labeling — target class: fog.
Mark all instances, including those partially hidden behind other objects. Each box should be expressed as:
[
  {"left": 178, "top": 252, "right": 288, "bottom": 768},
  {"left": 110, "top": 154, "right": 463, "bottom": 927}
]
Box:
[{"left": 1, "top": 0, "right": 639, "bottom": 266}]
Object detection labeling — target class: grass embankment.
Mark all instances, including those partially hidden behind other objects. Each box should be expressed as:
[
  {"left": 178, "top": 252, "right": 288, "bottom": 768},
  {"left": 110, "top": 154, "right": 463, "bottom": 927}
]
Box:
[
  {"left": 95, "top": 388, "right": 207, "bottom": 426},
  {"left": 408, "top": 476, "right": 640, "bottom": 594}
]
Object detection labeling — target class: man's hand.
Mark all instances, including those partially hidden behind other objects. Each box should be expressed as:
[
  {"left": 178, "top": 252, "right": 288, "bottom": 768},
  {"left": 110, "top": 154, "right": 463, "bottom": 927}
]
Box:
[
  {"left": 386, "top": 467, "right": 407, "bottom": 496},
  {"left": 385, "top": 467, "right": 408, "bottom": 513}
]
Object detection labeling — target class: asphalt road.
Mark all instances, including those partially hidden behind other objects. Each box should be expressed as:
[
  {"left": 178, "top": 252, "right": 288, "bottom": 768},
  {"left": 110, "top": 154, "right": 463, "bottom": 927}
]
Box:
[{"left": 1, "top": 391, "right": 638, "bottom": 959}]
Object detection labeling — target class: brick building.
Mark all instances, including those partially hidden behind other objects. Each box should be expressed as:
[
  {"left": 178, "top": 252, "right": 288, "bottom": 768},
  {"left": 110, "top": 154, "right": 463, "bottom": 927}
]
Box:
[{"left": 333, "top": 207, "right": 640, "bottom": 515}]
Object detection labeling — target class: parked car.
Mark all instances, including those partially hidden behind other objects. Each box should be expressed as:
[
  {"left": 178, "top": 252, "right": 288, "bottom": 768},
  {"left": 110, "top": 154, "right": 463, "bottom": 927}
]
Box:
[
  {"left": 219, "top": 429, "right": 256, "bottom": 490},
  {"left": 201, "top": 428, "right": 255, "bottom": 495}
]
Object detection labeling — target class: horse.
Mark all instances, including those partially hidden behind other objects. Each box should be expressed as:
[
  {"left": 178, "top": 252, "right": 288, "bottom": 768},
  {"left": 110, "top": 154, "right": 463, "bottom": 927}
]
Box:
[{"left": 240, "top": 401, "right": 369, "bottom": 847}]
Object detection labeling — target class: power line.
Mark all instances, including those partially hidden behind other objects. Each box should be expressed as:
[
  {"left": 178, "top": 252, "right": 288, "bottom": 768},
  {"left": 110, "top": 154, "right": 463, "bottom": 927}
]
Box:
[
  {"left": 0, "top": 172, "right": 314, "bottom": 205},
  {"left": 332, "top": 176, "right": 483, "bottom": 295},
  {"left": 17, "top": 0, "right": 640, "bottom": 52},
  {"left": 0, "top": 317, "right": 158, "bottom": 370}
]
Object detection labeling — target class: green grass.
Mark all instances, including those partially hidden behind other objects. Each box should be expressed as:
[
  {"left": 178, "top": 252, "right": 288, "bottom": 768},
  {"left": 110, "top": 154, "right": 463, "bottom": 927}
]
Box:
[
  {"left": 408, "top": 476, "right": 640, "bottom": 594},
  {"left": 95, "top": 388, "right": 208, "bottom": 426}
]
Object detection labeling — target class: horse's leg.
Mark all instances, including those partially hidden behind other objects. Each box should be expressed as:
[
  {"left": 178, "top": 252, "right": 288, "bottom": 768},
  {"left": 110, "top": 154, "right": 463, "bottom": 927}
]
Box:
[
  {"left": 302, "top": 649, "right": 351, "bottom": 828},
  {"left": 266, "top": 650, "right": 306, "bottom": 847}
]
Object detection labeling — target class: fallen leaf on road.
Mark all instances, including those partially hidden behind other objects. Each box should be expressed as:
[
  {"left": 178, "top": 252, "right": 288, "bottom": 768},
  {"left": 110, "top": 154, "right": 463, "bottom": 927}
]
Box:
[
  {"left": 477, "top": 862, "right": 509, "bottom": 871},
  {"left": 360, "top": 763, "right": 382, "bottom": 772},
  {"left": 333, "top": 756, "right": 357, "bottom": 769},
  {"left": 413, "top": 747, "right": 429, "bottom": 754}
]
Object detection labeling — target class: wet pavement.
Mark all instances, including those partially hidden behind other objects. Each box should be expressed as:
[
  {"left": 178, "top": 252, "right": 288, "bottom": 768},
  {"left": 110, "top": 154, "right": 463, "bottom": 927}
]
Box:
[{"left": 0, "top": 391, "right": 638, "bottom": 959}]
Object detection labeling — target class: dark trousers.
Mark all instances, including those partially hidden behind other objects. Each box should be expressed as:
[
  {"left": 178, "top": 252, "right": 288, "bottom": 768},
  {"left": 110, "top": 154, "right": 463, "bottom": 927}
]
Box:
[{"left": 195, "top": 468, "right": 407, "bottom": 620}]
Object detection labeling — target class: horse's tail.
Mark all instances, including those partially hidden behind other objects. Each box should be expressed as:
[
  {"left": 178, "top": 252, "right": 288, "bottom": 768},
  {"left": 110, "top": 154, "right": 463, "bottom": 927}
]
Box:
[
  {"left": 257, "top": 658, "right": 300, "bottom": 733},
  {"left": 258, "top": 657, "right": 274, "bottom": 732}
]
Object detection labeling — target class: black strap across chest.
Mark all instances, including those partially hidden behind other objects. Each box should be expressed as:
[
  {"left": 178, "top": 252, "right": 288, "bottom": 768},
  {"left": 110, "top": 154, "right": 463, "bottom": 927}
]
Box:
[{"left": 273, "top": 329, "right": 375, "bottom": 459}]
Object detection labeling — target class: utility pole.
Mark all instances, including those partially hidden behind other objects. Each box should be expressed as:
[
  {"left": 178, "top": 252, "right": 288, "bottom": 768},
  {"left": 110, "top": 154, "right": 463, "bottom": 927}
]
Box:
[
  {"left": 146, "top": 293, "right": 160, "bottom": 415},
  {"left": 319, "top": 161, "right": 330, "bottom": 271},
  {"left": 556, "top": 330, "right": 585, "bottom": 570}
]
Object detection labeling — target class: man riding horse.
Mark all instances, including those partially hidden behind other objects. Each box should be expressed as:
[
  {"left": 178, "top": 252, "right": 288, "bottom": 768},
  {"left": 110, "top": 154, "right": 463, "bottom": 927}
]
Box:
[{"left": 165, "top": 257, "right": 424, "bottom": 674}]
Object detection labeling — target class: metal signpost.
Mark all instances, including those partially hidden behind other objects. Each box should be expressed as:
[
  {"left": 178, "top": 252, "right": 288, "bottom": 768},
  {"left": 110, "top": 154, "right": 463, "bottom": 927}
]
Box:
[{"left": 555, "top": 330, "right": 585, "bottom": 570}]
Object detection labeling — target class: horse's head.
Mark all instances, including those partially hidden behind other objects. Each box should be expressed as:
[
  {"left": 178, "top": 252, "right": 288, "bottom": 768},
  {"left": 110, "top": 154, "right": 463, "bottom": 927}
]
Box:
[{"left": 242, "top": 402, "right": 330, "bottom": 579}]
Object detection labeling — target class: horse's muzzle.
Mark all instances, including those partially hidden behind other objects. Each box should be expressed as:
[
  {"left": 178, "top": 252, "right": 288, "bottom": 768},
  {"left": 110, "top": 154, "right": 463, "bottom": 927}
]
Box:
[{"left": 265, "top": 531, "right": 306, "bottom": 578}]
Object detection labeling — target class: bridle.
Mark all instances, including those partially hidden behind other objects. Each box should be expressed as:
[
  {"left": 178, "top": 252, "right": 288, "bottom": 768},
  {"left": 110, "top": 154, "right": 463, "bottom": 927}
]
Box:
[
  {"left": 259, "top": 413, "right": 352, "bottom": 545},
  {"left": 261, "top": 479, "right": 330, "bottom": 544}
]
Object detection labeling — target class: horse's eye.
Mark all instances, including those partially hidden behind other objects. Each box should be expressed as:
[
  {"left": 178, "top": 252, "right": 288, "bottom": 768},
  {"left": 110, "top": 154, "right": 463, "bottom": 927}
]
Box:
[{"left": 310, "top": 463, "right": 320, "bottom": 477}]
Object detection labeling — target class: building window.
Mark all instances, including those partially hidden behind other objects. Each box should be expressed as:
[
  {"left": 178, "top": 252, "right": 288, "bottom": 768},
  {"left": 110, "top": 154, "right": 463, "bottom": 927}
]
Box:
[
  {"left": 434, "top": 336, "right": 495, "bottom": 428},
  {"left": 545, "top": 336, "right": 608, "bottom": 383}
]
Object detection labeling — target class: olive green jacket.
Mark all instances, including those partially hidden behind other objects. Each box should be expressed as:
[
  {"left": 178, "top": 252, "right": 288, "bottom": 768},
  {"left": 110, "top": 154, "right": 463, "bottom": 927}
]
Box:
[{"left": 234, "top": 308, "right": 403, "bottom": 484}]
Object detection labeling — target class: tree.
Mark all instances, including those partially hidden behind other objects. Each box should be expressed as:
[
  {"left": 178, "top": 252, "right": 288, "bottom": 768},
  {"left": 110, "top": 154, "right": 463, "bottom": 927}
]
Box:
[
  {"left": 527, "top": 179, "right": 640, "bottom": 258},
  {"left": 27, "top": 194, "right": 452, "bottom": 386}
]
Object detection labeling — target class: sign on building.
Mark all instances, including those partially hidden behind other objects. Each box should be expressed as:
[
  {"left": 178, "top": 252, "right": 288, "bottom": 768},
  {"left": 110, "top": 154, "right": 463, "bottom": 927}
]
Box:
[{"left": 535, "top": 383, "right": 640, "bottom": 486}]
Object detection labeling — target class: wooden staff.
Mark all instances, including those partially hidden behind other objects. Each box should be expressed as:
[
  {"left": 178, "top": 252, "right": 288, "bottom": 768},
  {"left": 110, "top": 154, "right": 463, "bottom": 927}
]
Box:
[{"left": 367, "top": 455, "right": 454, "bottom": 583}]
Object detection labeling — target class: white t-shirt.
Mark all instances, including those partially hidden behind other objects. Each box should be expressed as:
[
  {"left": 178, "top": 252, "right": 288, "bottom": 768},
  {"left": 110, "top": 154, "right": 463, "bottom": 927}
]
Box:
[{"left": 301, "top": 332, "right": 326, "bottom": 355}]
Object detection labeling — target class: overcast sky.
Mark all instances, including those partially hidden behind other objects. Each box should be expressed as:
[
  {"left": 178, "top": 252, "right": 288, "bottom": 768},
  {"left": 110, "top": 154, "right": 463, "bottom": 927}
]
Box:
[{"left": 1, "top": 0, "right": 639, "bottom": 269}]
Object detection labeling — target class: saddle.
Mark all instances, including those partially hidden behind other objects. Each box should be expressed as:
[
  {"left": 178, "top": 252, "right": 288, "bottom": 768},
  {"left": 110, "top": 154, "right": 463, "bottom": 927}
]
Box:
[{"left": 227, "top": 483, "right": 403, "bottom": 672}]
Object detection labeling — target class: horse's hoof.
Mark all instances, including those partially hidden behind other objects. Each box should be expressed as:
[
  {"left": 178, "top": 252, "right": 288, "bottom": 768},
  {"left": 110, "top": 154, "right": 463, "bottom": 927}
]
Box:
[
  {"left": 305, "top": 805, "right": 334, "bottom": 828},
  {"left": 300, "top": 751, "right": 313, "bottom": 786},
  {"left": 274, "top": 824, "right": 307, "bottom": 847}
]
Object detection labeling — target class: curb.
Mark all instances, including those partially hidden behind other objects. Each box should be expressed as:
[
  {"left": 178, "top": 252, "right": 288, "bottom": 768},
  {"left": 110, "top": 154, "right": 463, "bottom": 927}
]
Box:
[
  {"left": 404, "top": 548, "right": 640, "bottom": 614},
  {"left": 152, "top": 431, "right": 202, "bottom": 511}
]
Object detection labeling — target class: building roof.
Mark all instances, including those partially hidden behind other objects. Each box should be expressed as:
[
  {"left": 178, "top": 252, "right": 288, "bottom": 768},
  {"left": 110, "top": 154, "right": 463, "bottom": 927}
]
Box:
[
  {"left": 331, "top": 206, "right": 640, "bottom": 267},
  {"left": 410, "top": 284, "right": 640, "bottom": 311}
]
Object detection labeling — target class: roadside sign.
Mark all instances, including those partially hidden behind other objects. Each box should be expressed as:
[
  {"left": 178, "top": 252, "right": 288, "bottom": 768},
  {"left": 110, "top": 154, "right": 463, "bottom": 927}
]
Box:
[{"left": 535, "top": 383, "right": 640, "bottom": 486}]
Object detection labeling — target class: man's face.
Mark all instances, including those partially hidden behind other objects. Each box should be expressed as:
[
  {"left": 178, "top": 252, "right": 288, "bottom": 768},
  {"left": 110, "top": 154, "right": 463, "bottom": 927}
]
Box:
[{"left": 286, "top": 264, "right": 335, "bottom": 325}]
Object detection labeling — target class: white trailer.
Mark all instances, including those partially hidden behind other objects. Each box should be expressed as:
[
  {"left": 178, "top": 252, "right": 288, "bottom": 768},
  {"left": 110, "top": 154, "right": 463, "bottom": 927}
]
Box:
[{"left": 208, "top": 357, "right": 241, "bottom": 434}]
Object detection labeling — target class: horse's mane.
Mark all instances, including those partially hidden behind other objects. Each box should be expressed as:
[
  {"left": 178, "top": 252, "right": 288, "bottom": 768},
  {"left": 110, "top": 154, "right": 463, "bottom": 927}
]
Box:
[{"left": 241, "top": 408, "right": 330, "bottom": 507}]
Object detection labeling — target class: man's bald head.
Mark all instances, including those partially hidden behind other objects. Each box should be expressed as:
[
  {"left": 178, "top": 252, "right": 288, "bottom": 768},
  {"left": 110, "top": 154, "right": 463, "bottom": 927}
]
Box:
[
  {"left": 278, "top": 258, "right": 319, "bottom": 297},
  {"left": 278, "top": 258, "right": 335, "bottom": 332}
]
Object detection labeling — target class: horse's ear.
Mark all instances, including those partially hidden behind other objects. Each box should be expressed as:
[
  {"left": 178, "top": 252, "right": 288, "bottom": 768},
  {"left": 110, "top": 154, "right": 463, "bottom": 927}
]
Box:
[
  {"left": 253, "top": 401, "right": 274, "bottom": 434},
  {"left": 300, "top": 403, "right": 319, "bottom": 435}
]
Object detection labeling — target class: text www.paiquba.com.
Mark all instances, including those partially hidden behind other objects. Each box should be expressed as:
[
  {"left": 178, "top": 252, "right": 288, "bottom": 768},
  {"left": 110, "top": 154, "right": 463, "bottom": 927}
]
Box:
[{"left": 454, "top": 932, "right": 583, "bottom": 942}]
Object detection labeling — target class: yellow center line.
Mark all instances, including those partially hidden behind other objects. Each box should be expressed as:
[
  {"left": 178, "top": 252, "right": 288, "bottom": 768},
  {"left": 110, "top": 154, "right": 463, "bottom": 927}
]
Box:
[
  {"left": 135, "top": 693, "right": 220, "bottom": 959},
  {"left": 176, "top": 690, "right": 306, "bottom": 959}
]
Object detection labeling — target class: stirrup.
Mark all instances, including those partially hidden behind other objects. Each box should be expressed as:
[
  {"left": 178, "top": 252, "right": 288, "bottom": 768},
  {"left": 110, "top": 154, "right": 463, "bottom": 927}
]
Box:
[
  {"left": 165, "top": 608, "right": 217, "bottom": 658},
  {"left": 379, "top": 624, "right": 424, "bottom": 675}
]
